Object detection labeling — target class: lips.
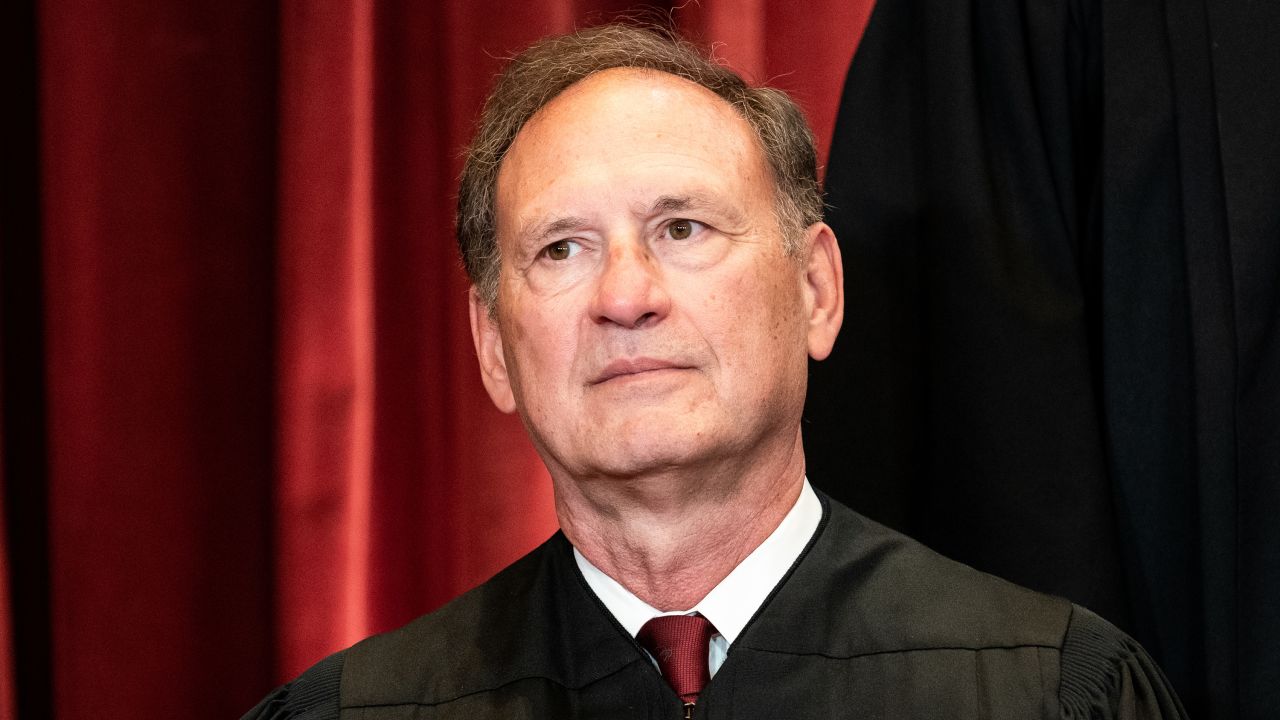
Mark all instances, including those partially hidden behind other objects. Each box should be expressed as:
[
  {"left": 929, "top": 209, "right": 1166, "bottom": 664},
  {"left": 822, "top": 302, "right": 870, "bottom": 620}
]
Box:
[{"left": 590, "top": 357, "right": 690, "bottom": 384}]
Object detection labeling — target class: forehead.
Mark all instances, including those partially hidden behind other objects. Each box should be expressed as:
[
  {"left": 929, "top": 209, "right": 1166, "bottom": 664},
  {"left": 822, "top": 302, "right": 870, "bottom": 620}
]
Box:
[
  {"left": 520, "top": 66, "right": 753, "bottom": 139},
  {"left": 495, "top": 68, "right": 769, "bottom": 233}
]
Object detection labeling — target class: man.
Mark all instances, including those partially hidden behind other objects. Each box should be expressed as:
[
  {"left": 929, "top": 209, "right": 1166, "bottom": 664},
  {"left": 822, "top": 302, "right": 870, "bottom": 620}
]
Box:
[{"left": 245, "top": 24, "right": 1185, "bottom": 719}]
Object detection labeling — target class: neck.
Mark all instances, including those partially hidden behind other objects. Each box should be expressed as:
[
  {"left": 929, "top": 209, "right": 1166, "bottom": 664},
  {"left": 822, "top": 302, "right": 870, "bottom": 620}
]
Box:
[{"left": 553, "top": 430, "right": 807, "bottom": 611}]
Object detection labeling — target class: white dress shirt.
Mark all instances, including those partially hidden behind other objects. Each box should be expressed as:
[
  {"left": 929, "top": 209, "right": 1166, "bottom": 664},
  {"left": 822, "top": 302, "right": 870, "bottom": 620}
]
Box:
[{"left": 573, "top": 479, "right": 822, "bottom": 676}]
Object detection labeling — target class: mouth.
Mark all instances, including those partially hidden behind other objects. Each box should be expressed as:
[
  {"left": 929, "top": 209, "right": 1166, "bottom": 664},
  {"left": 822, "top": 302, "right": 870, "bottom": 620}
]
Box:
[{"left": 590, "top": 358, "right": 691, "bottom": 385}]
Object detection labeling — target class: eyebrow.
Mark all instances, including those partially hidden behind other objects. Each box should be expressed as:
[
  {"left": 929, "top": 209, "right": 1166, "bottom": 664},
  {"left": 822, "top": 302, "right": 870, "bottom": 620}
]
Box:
[
  {"left": 648, "top": 194, "right": 700, "bottom": 215},
  {"left": 514, "top": 193, "right": 750, "bottom": 250},
  {"left": 515, "top": 215, "right": 590, "bottom": 250},
  {"left": 643, "top": 194, "right": 749, "bottom": 227}
]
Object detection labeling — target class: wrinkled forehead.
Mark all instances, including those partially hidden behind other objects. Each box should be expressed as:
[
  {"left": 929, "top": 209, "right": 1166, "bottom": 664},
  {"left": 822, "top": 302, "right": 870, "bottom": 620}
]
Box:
[{"left": 493, "top": 68, "right": 768, "bottom": 230}]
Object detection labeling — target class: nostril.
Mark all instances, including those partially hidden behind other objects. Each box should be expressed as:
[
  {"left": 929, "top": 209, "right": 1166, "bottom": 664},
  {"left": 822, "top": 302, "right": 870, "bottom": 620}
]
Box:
[{"left": 633, "top": 311, "right": 658, "bottom": 329}]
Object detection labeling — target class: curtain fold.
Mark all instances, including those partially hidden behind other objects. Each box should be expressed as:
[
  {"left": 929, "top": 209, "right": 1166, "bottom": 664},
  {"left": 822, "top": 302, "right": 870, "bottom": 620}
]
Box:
[
  {"left": 39, "top": 3, "right": 281, "bottom": 718},
  {"left": 274, "top": 0, "right": 380, "bottom": 675},
  {"left": 14, "top": 2, "right": 869, "bottom": 717}
]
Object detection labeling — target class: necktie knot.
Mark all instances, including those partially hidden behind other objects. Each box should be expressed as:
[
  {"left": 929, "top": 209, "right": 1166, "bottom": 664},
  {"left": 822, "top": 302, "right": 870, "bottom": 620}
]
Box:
[{"left": 636, "top": 614, "right": 718, "bottom": 705}]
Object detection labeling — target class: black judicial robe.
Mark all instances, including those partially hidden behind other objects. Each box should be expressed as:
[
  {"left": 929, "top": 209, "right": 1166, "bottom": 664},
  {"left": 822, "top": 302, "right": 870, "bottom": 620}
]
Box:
[
  {"left": 244, "top": 495, "right": 1185, "bottom": 719},
  {"left": 807, "top": 0, "right": 1280, "bottom": 716}
]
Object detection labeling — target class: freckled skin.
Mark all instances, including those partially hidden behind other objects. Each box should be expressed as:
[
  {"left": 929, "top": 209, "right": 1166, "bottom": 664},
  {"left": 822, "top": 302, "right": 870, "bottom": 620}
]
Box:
[{"left": 469, "top": 68, "right": 844, "bottom": 609}]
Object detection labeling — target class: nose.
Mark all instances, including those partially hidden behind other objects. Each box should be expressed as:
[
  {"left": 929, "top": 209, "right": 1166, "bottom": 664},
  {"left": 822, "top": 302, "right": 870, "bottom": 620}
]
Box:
[{"left": 589, "top": 237, "right": 671, "bottom": 328}]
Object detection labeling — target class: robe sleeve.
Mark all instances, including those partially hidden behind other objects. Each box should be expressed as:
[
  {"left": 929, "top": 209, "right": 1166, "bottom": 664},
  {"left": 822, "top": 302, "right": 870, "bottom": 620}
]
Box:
[
  {"left": 1059, "top": 606, "right": 1187, "bottom": 719},
  {"left": 240, "top": 651, "right": 344, "bottom": 720}
]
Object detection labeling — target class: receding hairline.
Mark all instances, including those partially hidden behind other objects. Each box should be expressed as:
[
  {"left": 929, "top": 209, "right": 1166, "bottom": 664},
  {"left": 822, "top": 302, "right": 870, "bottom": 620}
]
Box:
[
  {"left": 492, "top": 66, "right": 780, "bottom": 251},
  {"left": 497, "top": 65, "right": 762, "bottom": 175},
  {"left": 519, "top": 64, "right": 736, "bottom": 110},
  {"left": 458, "top": 24, "right": 824, "bottom": 311}
]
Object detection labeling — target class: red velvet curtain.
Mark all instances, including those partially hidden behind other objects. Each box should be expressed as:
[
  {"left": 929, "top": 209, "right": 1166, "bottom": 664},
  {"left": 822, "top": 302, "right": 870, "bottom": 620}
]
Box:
[{"left": 5, "top": 1, "right": 870, "bottom": 718}]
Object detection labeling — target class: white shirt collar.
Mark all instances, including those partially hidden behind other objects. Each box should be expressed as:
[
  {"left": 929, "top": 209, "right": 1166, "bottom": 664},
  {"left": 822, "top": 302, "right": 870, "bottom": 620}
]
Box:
[{"left": 573, "top": 478, "right": 822, "bottom": 645}]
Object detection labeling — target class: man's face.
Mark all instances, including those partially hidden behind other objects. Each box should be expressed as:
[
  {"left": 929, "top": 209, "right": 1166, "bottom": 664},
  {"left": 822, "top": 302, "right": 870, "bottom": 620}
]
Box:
[{"left": 472, "top": 68, "right": 838, "bottom": 481}]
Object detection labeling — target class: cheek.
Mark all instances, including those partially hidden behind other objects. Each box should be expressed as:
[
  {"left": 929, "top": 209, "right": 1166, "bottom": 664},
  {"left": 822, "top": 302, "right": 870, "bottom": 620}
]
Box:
[
  {"left": 696, "top": 275, "right": 783, "bottom": 373},
  {"left": 740, "top": 264, "right": 807, "bottom": 365},
  {"left": 501, "top": 302, "right": 580, "bottom": 398}
]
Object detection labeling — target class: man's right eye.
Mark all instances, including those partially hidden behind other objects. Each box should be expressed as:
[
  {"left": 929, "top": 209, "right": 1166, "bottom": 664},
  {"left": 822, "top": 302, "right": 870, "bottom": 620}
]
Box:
[{"left": 543, "top": 239, "right": 582, "bottom": 261}]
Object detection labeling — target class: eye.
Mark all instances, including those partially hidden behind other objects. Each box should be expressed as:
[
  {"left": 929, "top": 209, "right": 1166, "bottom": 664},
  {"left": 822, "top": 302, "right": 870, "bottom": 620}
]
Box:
[
  {"left": 542, "top": 239, "right": 582, "bottom": 261},
  {"left": 665, "top": 219, "right": 703, "bottom": 240}
]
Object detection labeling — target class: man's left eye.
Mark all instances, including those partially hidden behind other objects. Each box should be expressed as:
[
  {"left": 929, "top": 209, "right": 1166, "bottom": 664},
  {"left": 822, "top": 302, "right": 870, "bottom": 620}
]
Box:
[
  {"left": 543, "top": 239, "right": 582, "bottom": 261},
  {"left": 665, "top": 219, "right": 704, "bottom": 240}
]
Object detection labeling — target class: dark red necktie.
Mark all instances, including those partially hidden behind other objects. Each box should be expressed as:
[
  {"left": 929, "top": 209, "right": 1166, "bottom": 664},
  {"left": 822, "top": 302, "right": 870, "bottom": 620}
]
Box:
[{"left": 636, "top": 614, "right": 718, "bottom": 709}]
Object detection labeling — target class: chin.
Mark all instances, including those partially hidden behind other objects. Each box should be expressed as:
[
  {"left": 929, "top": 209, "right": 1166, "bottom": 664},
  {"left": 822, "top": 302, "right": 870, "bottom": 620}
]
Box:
[
  {"left": 535, "top": 405, "right": 743, "bottom": 478},
  {"left": 583, "top": 429, "right": 725, "bottom": 479}
]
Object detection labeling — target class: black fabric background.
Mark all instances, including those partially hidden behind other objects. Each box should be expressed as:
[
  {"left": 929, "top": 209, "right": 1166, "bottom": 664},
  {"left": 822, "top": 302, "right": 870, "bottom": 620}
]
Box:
[{"left": 806, "top": 0, "right": 1279, "bottom": 717}]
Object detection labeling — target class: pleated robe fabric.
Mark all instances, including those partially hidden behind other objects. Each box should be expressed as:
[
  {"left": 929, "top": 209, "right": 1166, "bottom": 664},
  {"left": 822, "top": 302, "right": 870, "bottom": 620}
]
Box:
[
  {"left": 806, "top": 0, "right": 1280, "bottom": 717},
  {"left": 243, "top": 495, "right": 1185, "bottom": 719}
]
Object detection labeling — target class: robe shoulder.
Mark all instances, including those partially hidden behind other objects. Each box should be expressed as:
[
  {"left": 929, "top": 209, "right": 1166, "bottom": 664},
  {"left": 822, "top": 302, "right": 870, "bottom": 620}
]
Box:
[
  {"left": 743, "top": 498, "right": 1187, "bottom": 718},
  {"left": 338, "top": 532, "right": 637, "bottom": 709},
  {"left": 239, "top": 650, "right": 343, "bottom": 720},
  {"left": 240, "top": 531, "right": 640, "bottom": 717},
  {"left": 1060, "top": 605, "right": 1188, "bottom": 719},
  {"left": 744, "top": 498, "right": 1078, "bottom": 655}
]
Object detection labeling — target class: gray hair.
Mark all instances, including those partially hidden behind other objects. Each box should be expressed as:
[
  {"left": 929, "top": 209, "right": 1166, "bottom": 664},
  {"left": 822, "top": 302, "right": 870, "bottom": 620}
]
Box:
[{"left": 457, "top": 23, "right": 823, "bottom": 308}]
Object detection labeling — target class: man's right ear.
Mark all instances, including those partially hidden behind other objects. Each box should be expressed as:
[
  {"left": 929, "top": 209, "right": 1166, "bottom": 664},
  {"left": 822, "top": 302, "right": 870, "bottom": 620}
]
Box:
[{"left": 468, "top": 287, "right": 517, "bottom": 414}]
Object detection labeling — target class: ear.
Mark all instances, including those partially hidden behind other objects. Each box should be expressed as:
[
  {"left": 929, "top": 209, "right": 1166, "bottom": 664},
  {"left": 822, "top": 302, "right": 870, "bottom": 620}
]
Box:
[
  {"left": 799, "top": 222, "right": 844, "bottom": 361},
  {"left": 468, "top": 287, "right": 517, "bottom": 414}
]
